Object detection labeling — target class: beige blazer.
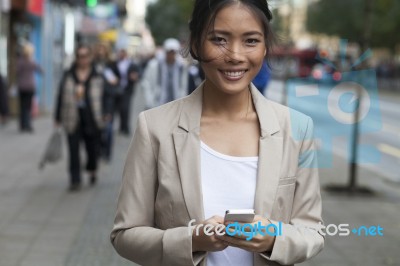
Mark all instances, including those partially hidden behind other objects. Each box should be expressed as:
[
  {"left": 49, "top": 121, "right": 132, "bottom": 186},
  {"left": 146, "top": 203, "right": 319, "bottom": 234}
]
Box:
[{"left": 111, "top": 83, "right": 324, "bottom": 266}]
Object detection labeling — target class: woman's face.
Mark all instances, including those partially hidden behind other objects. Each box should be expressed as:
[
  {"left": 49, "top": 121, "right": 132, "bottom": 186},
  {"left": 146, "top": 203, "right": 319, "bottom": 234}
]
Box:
[
  {"left": 200, "top": 3, "right": 266, "bottom": 95},
  {"left": 76, "top": 47, "right": 92, "bottom": 68},
  {"left": 96, "top": 45, "right": 107, "bottom": 59}
]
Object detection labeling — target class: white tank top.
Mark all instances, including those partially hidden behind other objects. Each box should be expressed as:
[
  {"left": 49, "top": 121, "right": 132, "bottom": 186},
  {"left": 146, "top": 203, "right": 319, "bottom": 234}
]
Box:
[{"left": 200, "top": 141, "right": 258, "bottom": 266}]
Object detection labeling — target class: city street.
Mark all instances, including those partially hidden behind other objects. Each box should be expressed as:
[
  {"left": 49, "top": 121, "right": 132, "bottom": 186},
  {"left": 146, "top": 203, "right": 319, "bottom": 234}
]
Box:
[
  {"left": 0, "top": 84, "right": 399, "bottom": 266},
  {"left": 0, "top": 0, "right": 399, "bottom": 265},
  {"left": 266, "top": 79, "right": 400, "bottom": 184}
]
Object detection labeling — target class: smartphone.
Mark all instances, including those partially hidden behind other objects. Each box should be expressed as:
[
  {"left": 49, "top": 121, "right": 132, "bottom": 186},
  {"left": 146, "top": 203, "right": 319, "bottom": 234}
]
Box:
[{"left": 224, "top": 209, "right": 255, "bottom": 223}]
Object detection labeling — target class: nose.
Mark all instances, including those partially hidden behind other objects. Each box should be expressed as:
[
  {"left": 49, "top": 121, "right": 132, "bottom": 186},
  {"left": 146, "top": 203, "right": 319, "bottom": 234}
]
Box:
[{"left": 224, "top": 42, "right": 245, "bottom": 64}]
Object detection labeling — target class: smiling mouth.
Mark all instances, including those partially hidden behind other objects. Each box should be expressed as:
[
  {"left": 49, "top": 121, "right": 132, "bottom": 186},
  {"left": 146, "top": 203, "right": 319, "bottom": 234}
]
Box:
[{"left": 220, "top": 70, "right": 247, "bottom": 80}]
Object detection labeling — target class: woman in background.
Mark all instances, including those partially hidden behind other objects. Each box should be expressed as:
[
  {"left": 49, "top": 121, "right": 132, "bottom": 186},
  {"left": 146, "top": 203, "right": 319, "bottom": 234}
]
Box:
[
  {"left": 15, "top": 43, "right": 43, "bottom": 132},
  {"left": 93, "top": 42, "right": 120, "bottom": 162},
  {"left": 55, "top": 44, "right": 107, "bottom": 191}
]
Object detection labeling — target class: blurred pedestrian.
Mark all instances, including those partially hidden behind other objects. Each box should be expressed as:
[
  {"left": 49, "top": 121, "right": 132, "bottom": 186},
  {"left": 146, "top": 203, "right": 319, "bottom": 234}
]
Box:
[
  {"left": 15, "top": 42, "right": 43, "bottom": 132},
  {"left": 252, "top": 59, "right": 271, "bottom": 95},
  {"left": 115, "top": 48, "right": 140, "bottom": 135},
  {"left": 0, "top": 73, "right": 9, "bottom": 125},
  {"left": 141, "top": 38, "right": 188, "bottom": 109},
  {"left": 111, "top": 0, "right": 323, "bottom": 265},
  {"left": 93, "top": 42, "right": 112, "bottom": 73},
  {"left": 55, "top": 44, "right": 108, "bottom": 191},
  {"left": 138, "top": 51, "right": 155, "bottom": 77},
  {"left": 94, "top": 42, "right": 120, "bottom": 161},
  {"left": 188, "top": 61, "right": 205, "bottom": 95}
]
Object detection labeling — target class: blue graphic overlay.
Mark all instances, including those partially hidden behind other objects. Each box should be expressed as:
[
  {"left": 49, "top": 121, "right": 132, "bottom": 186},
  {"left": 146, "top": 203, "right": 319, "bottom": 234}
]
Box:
[{"left": 287, "top": 43, "right": 382, "bottom": 168}]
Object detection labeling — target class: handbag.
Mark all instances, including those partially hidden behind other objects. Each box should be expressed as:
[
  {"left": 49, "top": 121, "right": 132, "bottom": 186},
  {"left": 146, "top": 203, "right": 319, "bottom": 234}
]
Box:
[{"left": 39, "top": 128, "right": 63, "bottom": 169}]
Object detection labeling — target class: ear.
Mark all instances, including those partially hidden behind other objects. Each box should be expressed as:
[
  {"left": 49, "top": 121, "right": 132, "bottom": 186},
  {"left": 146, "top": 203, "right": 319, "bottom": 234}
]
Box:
[{"left": 264, "top": 48, "right": 267, "bottom": 57}]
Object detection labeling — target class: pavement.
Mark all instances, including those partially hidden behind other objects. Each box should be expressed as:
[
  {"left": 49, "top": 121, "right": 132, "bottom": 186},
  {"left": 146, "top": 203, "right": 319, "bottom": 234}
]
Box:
[
  {"left": 0, "top": 86, "right": 146, "bottom": 266},
  {"left": 0, "top": 85, "right": 400, "bottom": 266}
]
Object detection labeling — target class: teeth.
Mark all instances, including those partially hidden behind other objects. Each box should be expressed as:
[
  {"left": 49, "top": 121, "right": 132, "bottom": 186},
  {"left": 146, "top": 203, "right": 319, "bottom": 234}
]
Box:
[{"left": 224, "top": 71, "right": 245, "bottom": 77}]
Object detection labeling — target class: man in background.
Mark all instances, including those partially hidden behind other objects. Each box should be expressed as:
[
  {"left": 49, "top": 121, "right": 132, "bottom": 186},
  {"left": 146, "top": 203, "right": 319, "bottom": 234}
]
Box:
[{"left": 141, "top": 38, "right": 188, "bottom": 109}]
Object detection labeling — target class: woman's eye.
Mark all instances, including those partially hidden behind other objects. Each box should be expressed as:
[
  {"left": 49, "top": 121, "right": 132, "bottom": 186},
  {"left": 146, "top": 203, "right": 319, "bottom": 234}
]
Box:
[
  {"left": 246, "top": 39, "right": 261, "bottom": 46},
  {"left": 211, "top": 37, "right": 227, "bottom": 45}
]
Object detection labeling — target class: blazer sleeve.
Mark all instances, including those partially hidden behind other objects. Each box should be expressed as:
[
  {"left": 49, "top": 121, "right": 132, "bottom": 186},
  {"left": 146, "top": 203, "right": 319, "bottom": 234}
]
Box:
[
  {"left": 260, "top": 117, "right": 325, "bottom": 265},
  {"left": 110, "top": 112, "right": 199, "bottom": 266}
]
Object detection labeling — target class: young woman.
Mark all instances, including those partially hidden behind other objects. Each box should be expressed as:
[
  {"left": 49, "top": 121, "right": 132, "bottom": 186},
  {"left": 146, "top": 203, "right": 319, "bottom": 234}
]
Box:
[
  {"left": 111, "top": 0, "right": 324, "bottom": 265},
  {"left": 16, "top": 43, "right": 43, "bottom": 132},
  {"left": 55, "top": 44, "right": 106, "bottom": 191},
  {"left": 93, "top": 42, "right": 120, "bottom": 161}
]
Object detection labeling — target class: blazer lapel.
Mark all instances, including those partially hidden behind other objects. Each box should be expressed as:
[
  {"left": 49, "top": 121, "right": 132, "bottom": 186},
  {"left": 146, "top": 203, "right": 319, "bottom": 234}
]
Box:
[
  {"left": 172, "top": 83, "right": 283, "bottom": 222},
  {"left": 250, "top": 85, "right": 283, "bottom": 219},
  {"left": 173, "top": 85, "right": 205, "bottom": 222}
]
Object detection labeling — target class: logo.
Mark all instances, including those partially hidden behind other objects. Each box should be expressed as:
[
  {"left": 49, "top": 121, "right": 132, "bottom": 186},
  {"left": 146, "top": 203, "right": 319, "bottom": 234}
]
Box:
[
  {"left": 316, "top": 222, "right": 384, "bottom": 237},
  {"left": 188, "top": 219, "right": 283, "bottom": 241},
  {"left": 187, "top": 220, "right": 384, "bottom": 239}
]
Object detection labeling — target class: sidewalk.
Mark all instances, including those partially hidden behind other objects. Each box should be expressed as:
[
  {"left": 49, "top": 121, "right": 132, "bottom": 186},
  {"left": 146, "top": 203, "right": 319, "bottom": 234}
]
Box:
[
  {"left": 0, "top": 89, "right": 399, "bottom": 266},
  {"left": 0, "top": 86, "right": 146, "bottom": 266},
  {"left": 303, "top": 156, "right": 400, "bottom": 266},
  {"left": 0, "top": 117, "right": 137, "bottom": 266}
]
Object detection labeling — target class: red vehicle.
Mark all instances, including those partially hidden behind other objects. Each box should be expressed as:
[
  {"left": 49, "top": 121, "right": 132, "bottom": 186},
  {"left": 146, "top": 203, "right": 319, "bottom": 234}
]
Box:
[
  {"left": 269, "top": 47, "right": 318, "bottom": 78},
  {"left": 311, "top": 63, "right": 342, "bottom": 83}
]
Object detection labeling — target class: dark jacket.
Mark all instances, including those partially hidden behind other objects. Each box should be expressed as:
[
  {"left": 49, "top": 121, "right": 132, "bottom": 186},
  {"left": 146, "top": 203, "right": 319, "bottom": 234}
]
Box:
[
  {"left": 96, "top": 60, "right": 120, "bottom": 115},
  {"left": 0, "top": 74, "right": 8, "bottom": 116},
  {"left": 116, "top": 60, "right": 140, "bottom": 95},
  {"left": 55, "top": 64, "right": 106, "bottom": 134}
]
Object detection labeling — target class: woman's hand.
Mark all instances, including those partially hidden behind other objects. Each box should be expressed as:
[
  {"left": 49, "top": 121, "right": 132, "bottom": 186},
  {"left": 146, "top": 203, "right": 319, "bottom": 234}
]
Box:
[
  {"left": 192, "top": 215, "right": 228, "bottom": 252},
  {"left": 216, "top": 215, "right": 276, "bottom": 253}
]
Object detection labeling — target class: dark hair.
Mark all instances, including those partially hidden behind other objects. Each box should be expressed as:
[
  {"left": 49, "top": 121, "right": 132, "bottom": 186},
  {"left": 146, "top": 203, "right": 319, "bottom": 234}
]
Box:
[{"left": 185, "top": 0, "right": 274, "bottom": 62}]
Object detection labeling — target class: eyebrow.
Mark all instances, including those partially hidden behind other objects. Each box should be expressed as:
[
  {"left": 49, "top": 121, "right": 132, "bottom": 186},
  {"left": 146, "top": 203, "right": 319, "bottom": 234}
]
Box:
[{"left": 207, "top": 30, "right": 263, "bottom": 37}]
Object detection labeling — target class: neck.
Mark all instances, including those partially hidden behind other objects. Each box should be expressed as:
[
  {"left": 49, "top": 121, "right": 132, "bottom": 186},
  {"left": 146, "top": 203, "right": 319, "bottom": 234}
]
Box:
[
  {"left": 202, "top": 81, "right": 254, "bottom": 120},
  {"left": 75, "top": 65, "right": 91, "bottom": 82},
  {"left": 77, "top": 65, "right": 90, "bottom": 72}
]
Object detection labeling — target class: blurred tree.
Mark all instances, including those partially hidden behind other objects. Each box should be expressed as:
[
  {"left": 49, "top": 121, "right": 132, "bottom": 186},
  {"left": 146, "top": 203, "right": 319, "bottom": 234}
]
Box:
[
  {"left": 271, "top": 9, "right": 285, "bottom": 37},
  {"left": 307, "top": 0, "right": 400, "bottom": 52},
  {"left": 146, "top": 0, "right": 193, "bottom": 45}
]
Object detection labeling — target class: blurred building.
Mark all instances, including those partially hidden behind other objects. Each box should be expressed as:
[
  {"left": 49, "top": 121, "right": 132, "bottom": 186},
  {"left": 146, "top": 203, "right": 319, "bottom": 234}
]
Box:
[
  {"left": 68, "top": 0, "right": 154, "bottom": 57},
  {"left": 6, "top": 0, "right": 45, "bottom": 115},
  {"left": 277, "top": 0, "right": 318, "bottom": 50},
  {"left": 4, "top": 0, "right": 150, "bottom": 115},
  {"left": 122, "top": 0, "right": 154, "bottom": 57},
  {"left": 0, "top": 0, "right": 10, "bottom": 78},
  {"left": 7, "top": 0, "right": 86, "bottom": 115}
]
